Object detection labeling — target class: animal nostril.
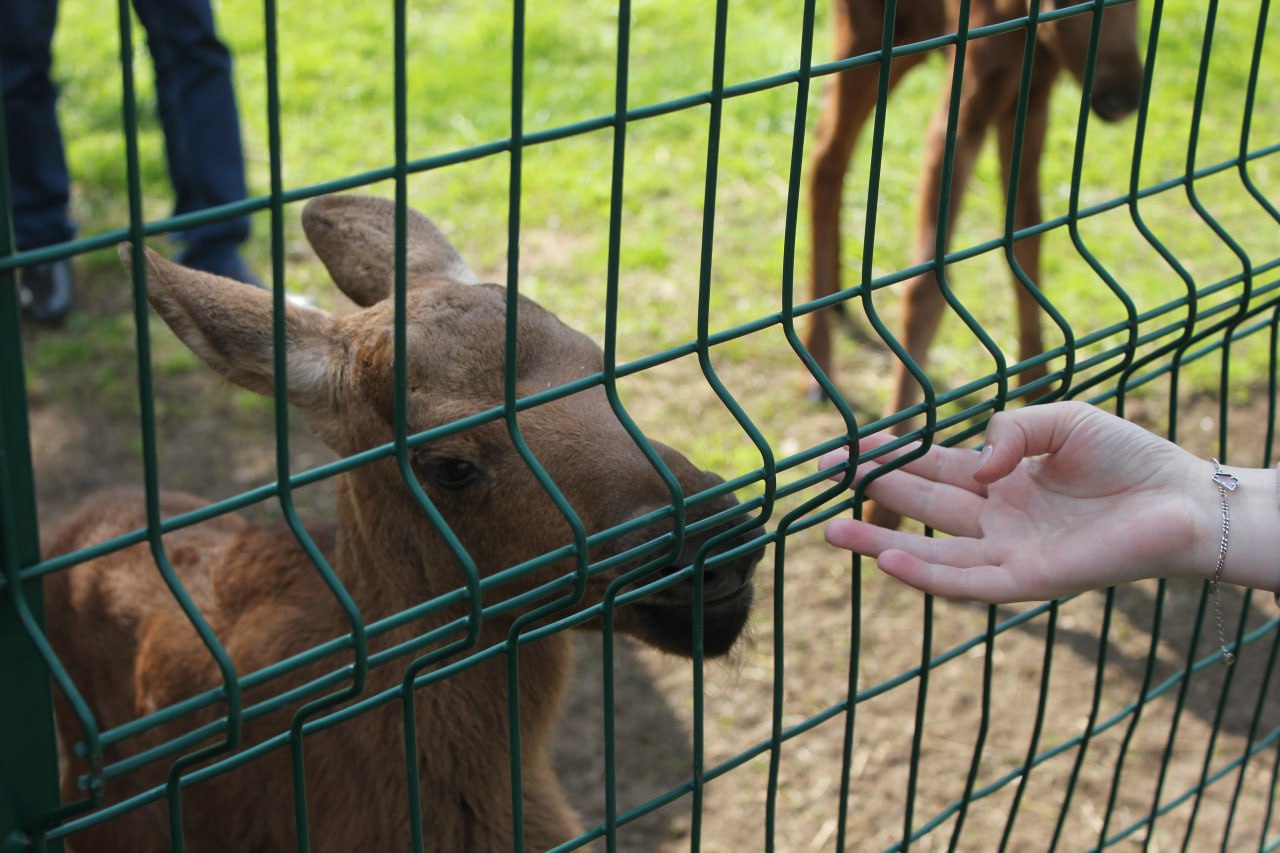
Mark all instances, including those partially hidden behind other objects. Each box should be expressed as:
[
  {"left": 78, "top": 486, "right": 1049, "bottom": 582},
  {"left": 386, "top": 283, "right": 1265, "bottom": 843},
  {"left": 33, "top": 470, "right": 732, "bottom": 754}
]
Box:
[
  {"left": 705, "top": 533, "right": 767, "bottom": 595},
  {"left": 1091, "top": 87, "right": 1141, "bottom": 122},
  {"left": 649, "top": 524, "right": 767, "bottom": 600}
]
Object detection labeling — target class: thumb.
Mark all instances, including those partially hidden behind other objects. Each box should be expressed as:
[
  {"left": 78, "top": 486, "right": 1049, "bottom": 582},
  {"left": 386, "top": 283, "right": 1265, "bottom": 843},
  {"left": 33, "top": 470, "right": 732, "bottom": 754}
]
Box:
[{"left": 973, "top": 402, "right": 1097, "bottom": 484}]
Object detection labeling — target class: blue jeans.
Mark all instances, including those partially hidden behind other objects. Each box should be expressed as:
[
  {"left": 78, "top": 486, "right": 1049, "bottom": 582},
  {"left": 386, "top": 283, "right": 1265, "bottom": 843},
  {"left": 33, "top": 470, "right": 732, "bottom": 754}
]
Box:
[{"left": 0, "top": 0, "right": 250, "bottom": 264}]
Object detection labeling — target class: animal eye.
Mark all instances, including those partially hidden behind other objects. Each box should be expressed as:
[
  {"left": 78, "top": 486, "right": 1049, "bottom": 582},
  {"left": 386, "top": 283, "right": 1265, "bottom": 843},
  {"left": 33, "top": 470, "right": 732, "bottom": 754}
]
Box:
[{"left": 421, "top": 457, "right": 481, "bottom": 490}]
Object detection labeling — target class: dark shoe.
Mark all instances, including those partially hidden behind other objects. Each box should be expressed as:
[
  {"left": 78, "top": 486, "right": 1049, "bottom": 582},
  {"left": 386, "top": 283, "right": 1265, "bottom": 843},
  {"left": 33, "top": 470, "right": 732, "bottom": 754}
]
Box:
[
  {"left": 20, "top": 260, "right": 73, "bottom": 327},
  {"left": 181, "top": 251, "right": 264, "bottom": 288}
]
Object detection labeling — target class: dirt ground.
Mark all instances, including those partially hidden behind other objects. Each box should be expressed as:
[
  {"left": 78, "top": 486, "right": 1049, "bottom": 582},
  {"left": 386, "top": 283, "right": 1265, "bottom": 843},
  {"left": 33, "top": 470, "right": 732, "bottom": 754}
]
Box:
[
  {"left": 549, "top": 386, "right": 1280, "bottom": 852},
  {"left": 19, "top": 273, "right": 1280, "bottom": 852}
]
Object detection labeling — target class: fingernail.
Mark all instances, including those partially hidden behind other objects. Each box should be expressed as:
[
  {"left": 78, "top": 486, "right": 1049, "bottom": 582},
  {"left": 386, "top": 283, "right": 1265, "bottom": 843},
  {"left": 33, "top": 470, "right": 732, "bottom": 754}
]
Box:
[{"left": 978, "top": 443, "right": 995, "bottom": 467}]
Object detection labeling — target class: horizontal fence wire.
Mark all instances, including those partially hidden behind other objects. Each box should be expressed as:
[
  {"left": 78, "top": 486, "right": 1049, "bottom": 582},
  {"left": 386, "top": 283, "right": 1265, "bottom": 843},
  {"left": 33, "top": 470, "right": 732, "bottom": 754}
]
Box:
[{"left": 2, "top": 0, "right": 1279, "bottom": 850}]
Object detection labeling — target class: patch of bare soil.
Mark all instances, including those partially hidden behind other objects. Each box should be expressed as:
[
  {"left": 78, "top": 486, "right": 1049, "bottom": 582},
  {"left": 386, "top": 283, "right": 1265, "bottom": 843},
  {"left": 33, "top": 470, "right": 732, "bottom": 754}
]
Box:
[{"left": 20, "top": 274, "right": 1279, "bottom": 851}]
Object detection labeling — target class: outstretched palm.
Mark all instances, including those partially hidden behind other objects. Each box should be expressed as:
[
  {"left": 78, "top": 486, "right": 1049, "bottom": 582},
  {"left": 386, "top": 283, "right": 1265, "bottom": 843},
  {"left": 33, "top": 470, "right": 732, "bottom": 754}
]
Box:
[{"left": 823, "top": 402, "right": 1209, "bottom": 603}]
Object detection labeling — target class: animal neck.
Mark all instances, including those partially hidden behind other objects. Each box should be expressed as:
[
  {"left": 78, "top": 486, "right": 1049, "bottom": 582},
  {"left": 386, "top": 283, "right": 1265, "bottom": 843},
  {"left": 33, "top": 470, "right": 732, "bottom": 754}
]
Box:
[
  {"left": 324, "top": 470, "right": 578, "bottom": 844},
  {"left": 329, "top": 469, "right": 443, "bottom": 620},
  {"left": 327, "top": 468, "right": 574, "bottom": 742}
]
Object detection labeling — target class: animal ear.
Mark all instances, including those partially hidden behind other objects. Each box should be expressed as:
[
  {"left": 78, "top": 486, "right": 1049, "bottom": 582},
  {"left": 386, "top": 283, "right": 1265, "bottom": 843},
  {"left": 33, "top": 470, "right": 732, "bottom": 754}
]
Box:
[
  {"left": 300, "top": 194, "right": 479, "bottom": 307},
  {"left": 122, "top": 244, "right": 339, "bottom": 414}
]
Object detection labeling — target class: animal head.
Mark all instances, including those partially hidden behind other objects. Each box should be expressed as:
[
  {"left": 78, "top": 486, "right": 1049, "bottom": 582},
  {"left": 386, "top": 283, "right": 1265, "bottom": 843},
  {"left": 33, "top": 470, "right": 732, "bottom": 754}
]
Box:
[
  {"left": 127, "top": 194, "right": 761, "bottom": 657},
  {"left": 1040, "top": 0, "right": 1144, "bottom": 122}
]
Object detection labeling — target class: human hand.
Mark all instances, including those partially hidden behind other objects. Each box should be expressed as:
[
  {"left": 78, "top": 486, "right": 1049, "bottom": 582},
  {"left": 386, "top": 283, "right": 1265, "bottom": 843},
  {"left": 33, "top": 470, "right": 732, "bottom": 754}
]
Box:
[{"left": 820, "top": 401, "right": 1217, "bottom": 603}]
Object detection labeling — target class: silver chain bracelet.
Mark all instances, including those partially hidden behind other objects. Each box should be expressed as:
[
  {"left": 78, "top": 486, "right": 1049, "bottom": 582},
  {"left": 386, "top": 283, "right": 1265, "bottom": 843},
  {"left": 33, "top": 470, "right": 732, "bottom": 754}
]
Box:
[{"left": 1210, "top": 458, "right": 1238, "bottom": 666}]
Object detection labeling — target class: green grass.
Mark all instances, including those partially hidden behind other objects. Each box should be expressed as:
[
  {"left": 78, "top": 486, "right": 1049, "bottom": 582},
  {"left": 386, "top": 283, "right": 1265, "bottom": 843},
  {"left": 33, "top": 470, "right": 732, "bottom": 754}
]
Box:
[{"left": 29, "top": 0, "right": 1280, "bottom": 483}]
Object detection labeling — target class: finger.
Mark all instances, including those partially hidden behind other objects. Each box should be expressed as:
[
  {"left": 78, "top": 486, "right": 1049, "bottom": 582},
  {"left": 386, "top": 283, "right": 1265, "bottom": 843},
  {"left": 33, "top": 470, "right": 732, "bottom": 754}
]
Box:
[
  {"left": 824, "top": 518, "right": 989, "bottom": 566},
  {"left": 851, "top": 464, "right": 987, "bottom": 538},
  {"left": 817, "top": 432, "right": 897, "bottom": 478},
  {"left": 974, "top": 402, "right": 1098, "bottom": 484},
  {"left": 875, "top": 550, "right": 1032, "bottom": 604},
  {"left": 825, "top": 521, "right": 1037, "bottom": 603},
  {"left": 857, "top": 432, "right": 995, "bottom": 497},
  {"left": 823, "top": 430, "right": 994, "bottom": 499},
  {"left": 817, "top": 446, "right": 850, "bottom": 473},
  {"left": 825, "top": 517, "right": 897, "bottom": 556}
]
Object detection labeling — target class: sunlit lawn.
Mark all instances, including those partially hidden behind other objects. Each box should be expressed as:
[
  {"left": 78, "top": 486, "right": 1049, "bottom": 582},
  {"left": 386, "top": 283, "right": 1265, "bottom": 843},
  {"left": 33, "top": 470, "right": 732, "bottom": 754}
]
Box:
[{"left": 29, "top": 0, "right": 1280, "bottom": 479}]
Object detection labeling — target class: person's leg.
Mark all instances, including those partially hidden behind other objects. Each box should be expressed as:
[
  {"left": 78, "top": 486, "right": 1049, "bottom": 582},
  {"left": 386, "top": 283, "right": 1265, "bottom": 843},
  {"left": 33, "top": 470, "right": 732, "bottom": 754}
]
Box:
[
  {"left": 1, "top": 0, "right": 74, "bottom": 324},
  {"left": 131, "top": 0, "right": 258, "bottom": 284},
  {"left": 0, "top": 0, "right": 74, "bottom": 250}
]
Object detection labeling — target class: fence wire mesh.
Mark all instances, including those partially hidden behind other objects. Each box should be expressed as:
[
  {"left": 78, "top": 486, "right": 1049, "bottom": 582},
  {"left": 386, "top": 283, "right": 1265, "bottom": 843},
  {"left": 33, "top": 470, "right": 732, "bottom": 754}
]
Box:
[{"left": 2, "top": 0, "right": 1280, "bottom": 850}]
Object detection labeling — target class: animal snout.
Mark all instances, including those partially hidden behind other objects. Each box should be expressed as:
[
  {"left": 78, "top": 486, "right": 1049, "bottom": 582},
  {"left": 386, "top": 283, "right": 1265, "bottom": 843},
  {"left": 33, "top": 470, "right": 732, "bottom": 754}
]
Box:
[
  {"left": 618, "top": 522, "right": 764, "bottom": 658},
  {"left": 1091, "top": 82, "right": 1142, "bottom": 123},
  {"left": 657, "top": 525, "right": 766, "bottom": 604}
]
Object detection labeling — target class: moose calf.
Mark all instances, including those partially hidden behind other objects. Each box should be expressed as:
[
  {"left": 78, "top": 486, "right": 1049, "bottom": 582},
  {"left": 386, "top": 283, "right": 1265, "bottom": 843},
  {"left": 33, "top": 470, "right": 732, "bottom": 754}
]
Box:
[{"left": 44, "top": 195, "right": 763, "bottom": 851}]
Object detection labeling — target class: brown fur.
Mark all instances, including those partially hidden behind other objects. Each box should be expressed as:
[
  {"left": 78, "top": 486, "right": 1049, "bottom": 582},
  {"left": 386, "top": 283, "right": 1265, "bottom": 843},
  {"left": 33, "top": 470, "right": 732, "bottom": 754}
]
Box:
[
  {"left": 45, "top": 195, "right": 763, "bottom": 851},
  {"left": 805, "top": 0, "right": 1143, "bottom": 424}
]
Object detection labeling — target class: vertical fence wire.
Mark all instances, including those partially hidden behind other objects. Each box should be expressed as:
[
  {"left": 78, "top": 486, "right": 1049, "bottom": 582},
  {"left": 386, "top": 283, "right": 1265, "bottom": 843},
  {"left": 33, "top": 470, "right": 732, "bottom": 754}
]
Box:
[
  {"left": 1194, "top": 2, "right": 1253, "bottom": 478},
  {"left": 592, "top": 0, "right": 702, "bottom": 848},
  {"left": 256, "top": 0, "right": 373, "bottom": 841},
  {"left": 1222, "top": 309, "right": 1280, "bottom": 850},
  {"left": 856, "top": 0, "right": 934, "bottom": 442},
  {"left": 388, "top": 0, "right": 486, "bottom": 847},
  {"left": 994, "top": 5, "right": 1059, "bottom": 850},
  {"left": 688, "top": 5, "right": 725, "bottom": 846},
  {"left": 998, "top": 599, "right": 1058, "bottom": 851},
  {"left": 1260, "top": 317, "right": 1280, "bottom": 853},
  {"left": 765, "top": 0, "right": 865, "bottom": 847},
  {"left": 249, "top": 2, "right": 376, "bottom": 847},
  {"left": 1145, "top": 590, "right": 1213, "bottom": 846},
  {"left": 1182, "top": 386, "right": 1247, "bottom": 846},
  {"left": 1116, "top": 0, "right": 1197, "bottom": 404},
  {"left": 927, "top": 0, "right": 1008, "bottom": 426},
  {"left": 688, "top": 0, "right": 780, "bottom": 847},
  {"left": 885, "top": 7, "right": 984, "bottom": 841},
  {"left": 0, "top": 90, "right": 69, "bottom": 842},
  {"left": 1050, "top": 587, "right": 1115, "bottom": 851},
  {"left": 1001, "top": 1, "right": 1075, "bottom": 403},
  {"left": 1153, "top": 3, "right": 1255, "bottom": 842},
  {"left": 836, "top": 2, "right": 907, "bottom": 847},
  {"left": 1235, "top": 0, "right": 1278, "bottom": 226},
  {"left": 1061, "top": 0, "right": 1138, "bottom": 400},
  {"left": 1097, "top": 572, "right": 1166, "bottom": 846},
  {"left": 947, "top": 606, "right": 996, "bottom": 851},
  {"left": 114, "top": 4, "right": 244, "bottom": 848},
  {"left": 496, "top": 3, "right": 599, "bottom": 847},
  {"left": 900, "top": 592, "right": 934, "bottom": 850},
  {"left": 1223, "top": 596, "right": 1280, "bottom": 848}
]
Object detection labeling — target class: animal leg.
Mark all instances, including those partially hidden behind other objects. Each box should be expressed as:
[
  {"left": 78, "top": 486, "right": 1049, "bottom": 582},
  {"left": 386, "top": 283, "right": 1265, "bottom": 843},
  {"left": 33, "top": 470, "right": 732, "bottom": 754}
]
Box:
[
  {"left": 884, "top": 60, "right": 990, "bottom": 435},
  {"left": 996, "top": 60, "right": 1056, "bottom": 396},
  {"left": 805, "top": 3, "right": 927, "bottom": 399},
  {"left": 869, "top": 55, "right": 992, "bottom": 531}
]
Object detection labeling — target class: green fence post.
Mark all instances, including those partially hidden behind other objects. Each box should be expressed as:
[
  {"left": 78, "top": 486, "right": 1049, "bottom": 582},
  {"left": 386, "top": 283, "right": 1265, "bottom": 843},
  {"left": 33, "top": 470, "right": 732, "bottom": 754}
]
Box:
[{"left": 0, "top": 88, "right": 64, "bottom": 852}]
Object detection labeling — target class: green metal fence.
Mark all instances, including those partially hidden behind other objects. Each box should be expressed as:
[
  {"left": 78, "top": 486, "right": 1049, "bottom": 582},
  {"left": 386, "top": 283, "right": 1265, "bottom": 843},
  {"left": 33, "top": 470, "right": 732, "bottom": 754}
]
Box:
[{"left": 3, "top": 0, "right": 1279, "bottom": 849}]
